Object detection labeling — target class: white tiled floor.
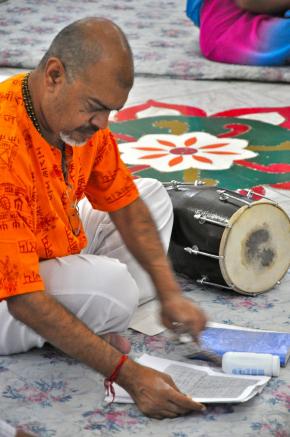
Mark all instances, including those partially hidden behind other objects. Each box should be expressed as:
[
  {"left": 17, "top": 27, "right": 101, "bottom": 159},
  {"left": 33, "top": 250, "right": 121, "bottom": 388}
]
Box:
[
  {"left": 128, "top": 76, "right": 290, "bottom": 114},
  {"left": 1, "top": 67, "right": 290, "bottom": 114}
]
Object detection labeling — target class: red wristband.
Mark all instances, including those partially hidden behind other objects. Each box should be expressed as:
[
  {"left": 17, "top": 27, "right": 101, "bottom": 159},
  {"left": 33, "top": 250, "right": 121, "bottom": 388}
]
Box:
[{"left": 104, "top": 355, "right": 128, "bottom": 402}]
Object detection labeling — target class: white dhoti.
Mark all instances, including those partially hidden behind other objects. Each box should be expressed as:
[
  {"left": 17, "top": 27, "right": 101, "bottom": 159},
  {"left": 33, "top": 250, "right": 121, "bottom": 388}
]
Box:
[
  {"left": 0, "top": 178, "right": 173, "bottom": 355},
  {"left": 0, "top": 419, "right": 16, "bottom": 437}
]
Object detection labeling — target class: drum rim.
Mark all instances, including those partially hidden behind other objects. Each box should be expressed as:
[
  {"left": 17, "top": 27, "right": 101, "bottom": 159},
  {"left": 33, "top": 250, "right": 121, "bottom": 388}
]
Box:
[{"left": 219, "top": 200, "right": 290, "bottom": 295}]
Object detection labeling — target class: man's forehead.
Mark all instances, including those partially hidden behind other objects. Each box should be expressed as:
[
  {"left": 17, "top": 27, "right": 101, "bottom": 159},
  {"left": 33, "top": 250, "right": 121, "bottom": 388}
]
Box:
[
  {"left": 83, "top": 53, "right": 133, "bottom": 87},
  {"left": 75, "top": 75, "right": 130, "bottom": 112},
  {"left": 82, "top": 62, "right": 131, "bottom": 89}
]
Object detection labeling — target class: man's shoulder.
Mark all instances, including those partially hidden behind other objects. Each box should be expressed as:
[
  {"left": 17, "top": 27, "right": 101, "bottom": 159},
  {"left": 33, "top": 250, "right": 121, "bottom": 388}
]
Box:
[
  {"left": 0, "top": 73, "right": 27, "bottom": 139},
  {"left": 0, "top": 74, "right": 30, "bottom": 171},
  {"left": 0, "top": 73, "right": 25, "bottom": 109},
  {"left": 0, "top": 73, "right": 24, "bottom": 87}
]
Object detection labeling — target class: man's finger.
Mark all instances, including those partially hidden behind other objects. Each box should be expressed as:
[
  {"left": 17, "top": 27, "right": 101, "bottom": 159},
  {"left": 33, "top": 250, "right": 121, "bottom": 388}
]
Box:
[
  {"left": 166, "top": 387, "right": 206, "bottom": 412},
  {"left": 158, "top": 410, "right": 179, "bottom": 419}
]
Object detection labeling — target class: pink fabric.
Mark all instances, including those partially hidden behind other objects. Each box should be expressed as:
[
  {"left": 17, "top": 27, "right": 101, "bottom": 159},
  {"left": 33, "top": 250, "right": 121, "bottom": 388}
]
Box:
[{"left": 199, "top": 0, "right": 290, "bottom": 66}]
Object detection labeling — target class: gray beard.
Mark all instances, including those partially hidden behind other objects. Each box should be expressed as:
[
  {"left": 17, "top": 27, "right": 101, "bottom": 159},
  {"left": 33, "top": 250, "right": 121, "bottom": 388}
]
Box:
[{"left": 59, "top": 132, "right": 87, "bottom": 147}]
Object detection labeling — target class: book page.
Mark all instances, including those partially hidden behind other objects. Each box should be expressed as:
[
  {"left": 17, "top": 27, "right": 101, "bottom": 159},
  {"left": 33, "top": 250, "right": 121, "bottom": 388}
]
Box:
[{"left": 165, "top": 363, "right": 261, "bottom": 402}]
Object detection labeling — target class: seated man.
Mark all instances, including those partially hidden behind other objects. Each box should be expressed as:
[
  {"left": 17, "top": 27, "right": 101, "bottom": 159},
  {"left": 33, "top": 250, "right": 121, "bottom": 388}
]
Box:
[
  {"left": 0, "top": 17, "right": 207, "bottom": 419},
  {"left": 186, "top": 0, "right": 290, "bottom": 66}
]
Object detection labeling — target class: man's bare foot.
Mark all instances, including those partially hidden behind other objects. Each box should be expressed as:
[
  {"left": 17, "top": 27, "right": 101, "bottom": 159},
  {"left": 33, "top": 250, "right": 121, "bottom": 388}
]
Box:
[
  {"left": 102, "top": 333, "right": 131, "bottom": 354},
  {"left": 16, "top": 431, "right": 35, "bottom": 437}
]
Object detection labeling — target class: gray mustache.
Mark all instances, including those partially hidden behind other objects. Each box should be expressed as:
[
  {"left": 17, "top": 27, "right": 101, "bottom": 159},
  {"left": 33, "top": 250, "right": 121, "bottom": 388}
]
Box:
[{"left": 78, "top": 126, "right": 99, "bottom": 135}]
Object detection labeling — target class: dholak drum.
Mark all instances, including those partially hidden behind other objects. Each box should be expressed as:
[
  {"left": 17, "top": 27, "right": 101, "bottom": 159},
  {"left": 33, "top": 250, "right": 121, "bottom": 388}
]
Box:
[{"left": 165, "top": 182, "right": 290, "bottom": 295}]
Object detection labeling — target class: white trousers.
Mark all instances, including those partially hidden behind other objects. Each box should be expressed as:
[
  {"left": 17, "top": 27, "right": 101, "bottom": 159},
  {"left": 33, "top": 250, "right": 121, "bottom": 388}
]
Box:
[
  {"left": 0, "top": 420, "right": 16, "bottom": 437},
  {"left": 0, "top": 179, "right": 173, "bottom": 355}
]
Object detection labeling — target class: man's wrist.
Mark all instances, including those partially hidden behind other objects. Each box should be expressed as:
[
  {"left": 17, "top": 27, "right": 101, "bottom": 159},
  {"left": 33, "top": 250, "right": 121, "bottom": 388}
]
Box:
[
  {"left": 156, "top": 284, "right": 182, "bottom": 304},
  {"left": 115, "top": 358, "right": 140, "bottom": 391},
  {"left": 150, "top": 269, "right": 182, "bottom": 303}
]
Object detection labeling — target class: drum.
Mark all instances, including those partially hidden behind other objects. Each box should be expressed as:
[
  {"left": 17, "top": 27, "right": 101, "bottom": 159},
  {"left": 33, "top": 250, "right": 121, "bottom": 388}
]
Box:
[{"left": 165, "top": 182, "right": 290, "bottom": 295}]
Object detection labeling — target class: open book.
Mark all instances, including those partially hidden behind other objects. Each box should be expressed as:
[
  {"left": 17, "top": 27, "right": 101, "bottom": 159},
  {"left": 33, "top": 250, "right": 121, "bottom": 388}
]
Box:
[{"left": 106, "top": 354, "right": 270, "bottom": 404}]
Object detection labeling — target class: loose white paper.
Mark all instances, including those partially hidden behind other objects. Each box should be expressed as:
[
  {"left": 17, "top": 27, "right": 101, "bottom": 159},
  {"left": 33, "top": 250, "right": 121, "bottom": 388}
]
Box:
[{"left": 129, "top": 299, "right": 165, "bottom": 335}]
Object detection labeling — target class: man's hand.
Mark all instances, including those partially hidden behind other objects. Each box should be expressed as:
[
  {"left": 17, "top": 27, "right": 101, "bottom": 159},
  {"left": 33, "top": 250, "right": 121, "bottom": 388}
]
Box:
[
  {"left": 8, "top": 292, "right": 205, "bottom": 420},
  {"left": 160, "top": 294, "right": 207, "bottom": 340},
  {"left": 110, "top": 196, "right": 207, "bottom": 339},
  {"left": 117, "top": 360, "right": 205, "bottom": 419}
]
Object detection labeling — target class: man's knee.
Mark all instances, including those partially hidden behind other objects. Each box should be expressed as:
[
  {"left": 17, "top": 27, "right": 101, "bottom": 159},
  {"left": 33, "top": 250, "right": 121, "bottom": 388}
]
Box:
[
  {"left": 136, "top": 178, "right": 173, "bottom": 225},
  {"left": 83, "top": 261, "right": 139, "bottom": 334},
  {"left": 40, "top": 255, "right": 139, "bottom": 333},
  {"left": 104, "top": 260, "right": 139, "bottom": 323}
]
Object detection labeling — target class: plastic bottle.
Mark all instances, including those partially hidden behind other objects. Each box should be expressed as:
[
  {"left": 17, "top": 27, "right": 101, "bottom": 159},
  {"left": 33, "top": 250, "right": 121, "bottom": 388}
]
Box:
[{"left": 222, "top": 352, "right": 280, "bottom": 377}]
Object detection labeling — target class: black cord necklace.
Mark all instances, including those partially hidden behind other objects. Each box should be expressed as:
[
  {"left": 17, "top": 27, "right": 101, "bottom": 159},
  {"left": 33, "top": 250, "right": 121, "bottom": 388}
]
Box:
[
  {"left": 22, "top": 72, "right": 42, "bottom": 134},
  {"left": 22, "top": 72, "right": 68, "bottom": 182}
]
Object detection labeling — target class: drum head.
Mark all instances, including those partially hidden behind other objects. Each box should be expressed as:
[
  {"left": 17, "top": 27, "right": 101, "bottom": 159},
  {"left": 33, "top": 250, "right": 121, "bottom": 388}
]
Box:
[{"left": 219, "top": 201, "right": 290, "bottom": 295}]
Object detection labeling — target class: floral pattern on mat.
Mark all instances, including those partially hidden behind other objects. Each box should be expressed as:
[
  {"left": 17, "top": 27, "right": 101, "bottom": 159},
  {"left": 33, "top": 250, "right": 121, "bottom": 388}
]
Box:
[
  {"left": 1, "top": 0, "right": 290, "bottom": 82},
  {"left": 118, "top": 132, "right": 256, "bottom": 171},
  {"left": 1, "top": 271, "right": 290, "bottom": 436},
  {"left": 113, "top": 101, "right": 290, "bottom": 194}
]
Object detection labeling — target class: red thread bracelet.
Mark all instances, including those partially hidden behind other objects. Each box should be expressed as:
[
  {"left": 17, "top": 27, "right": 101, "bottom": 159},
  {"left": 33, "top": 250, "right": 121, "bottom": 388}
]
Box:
[{"left": 104, "top": 355, "right": 128, "bottom": 402}]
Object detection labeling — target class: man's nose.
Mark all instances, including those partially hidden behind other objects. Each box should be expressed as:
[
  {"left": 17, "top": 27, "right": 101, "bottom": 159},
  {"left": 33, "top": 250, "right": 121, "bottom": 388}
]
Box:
[{"left": 90, "top": 111, "right": 110, "bottom": 130}]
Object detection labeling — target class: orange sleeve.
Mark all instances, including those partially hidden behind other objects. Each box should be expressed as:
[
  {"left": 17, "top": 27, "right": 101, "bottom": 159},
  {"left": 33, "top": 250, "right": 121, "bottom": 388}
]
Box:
[
  {"left": 0, "top": 167, "right": 44, "bottom": 302},
  {"left": 0, "top": 74, "right": 44, "bottom": 300},
  {"left": 84, "top": 129, "right": 139, "bottom": 212}
]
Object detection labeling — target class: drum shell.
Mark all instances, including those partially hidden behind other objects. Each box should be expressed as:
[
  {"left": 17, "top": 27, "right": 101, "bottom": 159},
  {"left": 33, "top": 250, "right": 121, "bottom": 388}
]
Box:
[{"left": 167, "top": 186, "right": 253, "bottom": 287}]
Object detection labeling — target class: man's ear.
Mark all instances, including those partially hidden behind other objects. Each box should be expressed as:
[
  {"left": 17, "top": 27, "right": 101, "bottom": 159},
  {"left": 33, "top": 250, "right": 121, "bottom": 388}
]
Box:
[{"left": 44, "top": 57, "right": 66, "bottom": 90}]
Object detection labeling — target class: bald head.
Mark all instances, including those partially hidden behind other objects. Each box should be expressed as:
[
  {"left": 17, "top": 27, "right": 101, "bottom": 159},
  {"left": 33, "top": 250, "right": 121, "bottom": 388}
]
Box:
[{"left": 39, "top": 17, "right": 134, "bottom": 88}]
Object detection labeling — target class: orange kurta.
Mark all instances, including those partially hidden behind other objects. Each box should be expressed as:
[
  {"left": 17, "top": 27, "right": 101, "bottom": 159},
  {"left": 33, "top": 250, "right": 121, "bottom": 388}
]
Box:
[{"left": 0, "top": 73, "right": 139, "bottom": 300}]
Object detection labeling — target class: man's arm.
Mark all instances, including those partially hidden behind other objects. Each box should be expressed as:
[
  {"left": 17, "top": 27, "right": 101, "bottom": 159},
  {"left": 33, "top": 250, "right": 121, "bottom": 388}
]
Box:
[
  {"left": 7, "top": 291, "right": 205, "bottom": 418},
  {"left": 7, "top": 292, "right": 122, "bottom": 376},
  {"left": 109, "top": 197, "right": 207, "bottom": 337},
  {"left": 234, "top": 0, "right": 290, "bottom": 14}
]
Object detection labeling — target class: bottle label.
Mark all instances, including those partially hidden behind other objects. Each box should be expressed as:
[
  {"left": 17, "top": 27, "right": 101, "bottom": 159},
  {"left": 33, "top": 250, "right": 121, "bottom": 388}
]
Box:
[{"left": 232, "top": 368, "right": 265, "bottom": 376}]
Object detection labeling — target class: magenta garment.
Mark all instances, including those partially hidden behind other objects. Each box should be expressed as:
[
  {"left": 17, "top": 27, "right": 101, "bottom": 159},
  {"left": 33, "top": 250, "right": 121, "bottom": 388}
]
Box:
[{"left": 199, "top": 0, "right": 290, "bottom": 66}]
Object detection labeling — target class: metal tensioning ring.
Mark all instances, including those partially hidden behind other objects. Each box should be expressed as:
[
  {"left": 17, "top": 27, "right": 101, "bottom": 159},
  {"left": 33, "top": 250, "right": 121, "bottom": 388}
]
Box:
[
  {"left": 172, "top": 321, "right": 185, "bottom": 334},
  {"left": 172, "top": 321, "right": 184, "bottom": 331},
  {"left": 172, "top": 322, "right": 199, "bottom": 344},
  {"left": 172, "top": 322, "right": 191, "bottom": 340}
]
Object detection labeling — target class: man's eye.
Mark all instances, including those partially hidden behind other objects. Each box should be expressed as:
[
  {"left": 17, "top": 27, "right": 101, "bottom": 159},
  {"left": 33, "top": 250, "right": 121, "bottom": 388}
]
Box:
[{"left": 86, "top": 104, "right": 102, "bottom": 112}]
